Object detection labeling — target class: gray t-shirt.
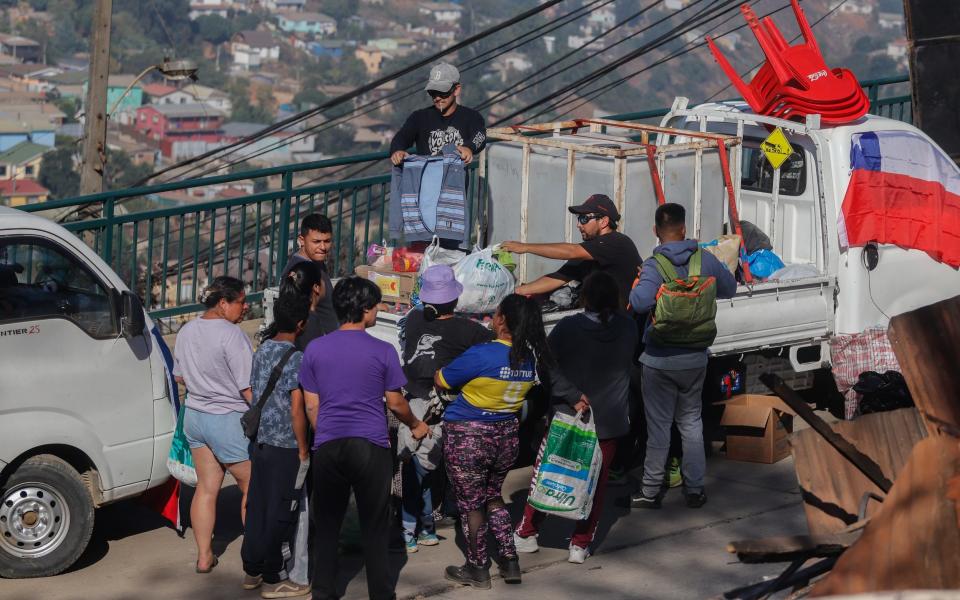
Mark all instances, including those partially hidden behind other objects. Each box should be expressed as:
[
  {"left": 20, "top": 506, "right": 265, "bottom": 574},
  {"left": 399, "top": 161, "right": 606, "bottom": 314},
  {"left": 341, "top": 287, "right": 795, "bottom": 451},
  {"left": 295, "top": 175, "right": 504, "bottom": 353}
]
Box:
[
  {"left": 173, "top": 317, "right": 254, "bottom": 414},
  {"left": 251, "top": 339, "right": 304, "bottom": 448}
]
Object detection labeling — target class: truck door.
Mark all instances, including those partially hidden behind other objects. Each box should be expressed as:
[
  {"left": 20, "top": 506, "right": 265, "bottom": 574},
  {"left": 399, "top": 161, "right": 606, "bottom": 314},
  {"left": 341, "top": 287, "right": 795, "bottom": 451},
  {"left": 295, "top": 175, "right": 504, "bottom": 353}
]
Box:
[
  {"left": 0, "top": 235, "right": 154, "bottom": 491},
  {"left": 711, "top": 138, "right": 836, "bottom": 355}
]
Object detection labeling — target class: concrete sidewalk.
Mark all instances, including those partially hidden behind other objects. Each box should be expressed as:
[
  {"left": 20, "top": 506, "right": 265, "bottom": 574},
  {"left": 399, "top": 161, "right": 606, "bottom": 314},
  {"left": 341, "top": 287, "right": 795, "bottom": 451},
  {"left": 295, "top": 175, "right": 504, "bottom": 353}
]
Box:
[{"left": 4, "top": 454, "right": 806, "bottom": 600}]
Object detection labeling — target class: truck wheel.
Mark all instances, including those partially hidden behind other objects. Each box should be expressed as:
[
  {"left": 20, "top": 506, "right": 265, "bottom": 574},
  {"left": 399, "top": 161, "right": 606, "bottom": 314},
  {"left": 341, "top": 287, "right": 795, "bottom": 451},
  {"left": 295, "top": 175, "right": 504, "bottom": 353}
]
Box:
[{"left": 0, "top": 455, "right": 95, "bottom": 578}]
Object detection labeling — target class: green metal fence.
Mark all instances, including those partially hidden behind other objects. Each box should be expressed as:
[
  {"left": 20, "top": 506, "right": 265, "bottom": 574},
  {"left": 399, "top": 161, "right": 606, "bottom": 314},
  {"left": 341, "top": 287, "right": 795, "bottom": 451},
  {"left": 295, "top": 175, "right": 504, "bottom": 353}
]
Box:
[{"left": 18, "top": 75, "right": 911, "bottom": 319}]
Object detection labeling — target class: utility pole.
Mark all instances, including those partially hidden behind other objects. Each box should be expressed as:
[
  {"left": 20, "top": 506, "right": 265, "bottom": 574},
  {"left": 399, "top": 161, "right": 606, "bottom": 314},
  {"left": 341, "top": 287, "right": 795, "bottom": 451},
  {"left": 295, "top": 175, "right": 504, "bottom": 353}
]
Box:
[{"left": 80, "top": 0, "right": 113, "bottom": 196}]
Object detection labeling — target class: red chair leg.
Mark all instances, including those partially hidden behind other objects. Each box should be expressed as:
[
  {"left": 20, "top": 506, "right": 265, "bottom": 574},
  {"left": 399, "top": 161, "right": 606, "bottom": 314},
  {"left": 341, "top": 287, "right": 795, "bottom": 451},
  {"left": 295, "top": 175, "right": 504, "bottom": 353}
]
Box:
[{"left": 706, "top": 35, "right": 760, "bottom": 108}]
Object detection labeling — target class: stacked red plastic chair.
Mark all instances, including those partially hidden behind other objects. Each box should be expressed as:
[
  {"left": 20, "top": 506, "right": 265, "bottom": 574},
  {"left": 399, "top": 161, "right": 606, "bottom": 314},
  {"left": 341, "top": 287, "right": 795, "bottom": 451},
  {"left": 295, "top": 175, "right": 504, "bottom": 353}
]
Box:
[{"left": 706, "top": 0, "right": 869, "bottom": 125}]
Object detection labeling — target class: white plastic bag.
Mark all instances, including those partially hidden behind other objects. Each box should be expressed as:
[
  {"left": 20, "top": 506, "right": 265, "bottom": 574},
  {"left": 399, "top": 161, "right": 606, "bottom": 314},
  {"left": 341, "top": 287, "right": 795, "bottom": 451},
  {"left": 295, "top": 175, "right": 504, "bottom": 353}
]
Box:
[
  {"left": 453, "top": 245, "right": 515, "bottom": 314},
  {"left": 527, "top": 411, "right": 602, "bottom": 521},
  {"left": 419, "top": 236, "right": 466, "bottom": 274}
]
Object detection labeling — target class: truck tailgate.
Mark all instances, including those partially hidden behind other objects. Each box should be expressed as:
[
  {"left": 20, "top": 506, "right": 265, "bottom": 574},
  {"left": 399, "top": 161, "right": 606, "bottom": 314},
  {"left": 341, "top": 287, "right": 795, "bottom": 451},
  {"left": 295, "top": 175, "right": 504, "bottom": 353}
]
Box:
[{"left": 713, "top": 276, "right": 835, "bottom": 354}]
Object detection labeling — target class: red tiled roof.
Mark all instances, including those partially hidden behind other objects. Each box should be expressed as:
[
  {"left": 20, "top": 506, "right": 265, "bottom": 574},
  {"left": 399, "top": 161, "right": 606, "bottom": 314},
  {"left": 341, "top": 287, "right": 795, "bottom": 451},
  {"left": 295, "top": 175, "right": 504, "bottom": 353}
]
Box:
[
  {"left": 0, "top": 178, "right": 48, "bottom": 196},
  {"left": 142, "top": 83, "right": 177, "bottom": 97}
]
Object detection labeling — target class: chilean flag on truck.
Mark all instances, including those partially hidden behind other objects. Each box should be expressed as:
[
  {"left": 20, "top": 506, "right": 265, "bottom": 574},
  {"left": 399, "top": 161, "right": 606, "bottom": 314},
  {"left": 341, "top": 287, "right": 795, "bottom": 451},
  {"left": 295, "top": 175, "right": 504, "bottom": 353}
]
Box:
[{"left": 839, "top": 131, "right": 960, "bottom": 269}]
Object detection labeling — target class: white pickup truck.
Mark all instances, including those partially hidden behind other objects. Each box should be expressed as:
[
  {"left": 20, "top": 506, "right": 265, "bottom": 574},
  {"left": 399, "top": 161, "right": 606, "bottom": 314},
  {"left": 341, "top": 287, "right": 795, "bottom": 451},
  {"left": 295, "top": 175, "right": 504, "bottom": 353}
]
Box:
[
  {"left": 0, "top": 206, "right": 174, "bottom": 578},
  {"left": 361, "top": 100, "right": 960, "bottom": 389}
]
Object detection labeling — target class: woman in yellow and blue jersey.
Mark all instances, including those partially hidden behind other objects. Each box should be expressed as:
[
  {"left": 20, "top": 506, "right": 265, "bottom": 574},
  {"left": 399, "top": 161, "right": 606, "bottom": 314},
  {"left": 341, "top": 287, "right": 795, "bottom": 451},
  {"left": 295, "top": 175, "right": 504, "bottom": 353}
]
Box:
[{"left": 434, "top": 294, "right": 554, "bottom": 590}]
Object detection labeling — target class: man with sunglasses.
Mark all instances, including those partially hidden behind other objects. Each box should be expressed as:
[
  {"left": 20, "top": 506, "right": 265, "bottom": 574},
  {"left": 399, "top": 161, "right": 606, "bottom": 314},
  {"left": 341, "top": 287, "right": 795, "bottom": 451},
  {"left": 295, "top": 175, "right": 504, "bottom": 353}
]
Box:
[
  {"left": 501, "top": 194, "right": 642, "bottom": 307},
  {"left": 389, "top": 62, "right": 486, "bottom": 167}
]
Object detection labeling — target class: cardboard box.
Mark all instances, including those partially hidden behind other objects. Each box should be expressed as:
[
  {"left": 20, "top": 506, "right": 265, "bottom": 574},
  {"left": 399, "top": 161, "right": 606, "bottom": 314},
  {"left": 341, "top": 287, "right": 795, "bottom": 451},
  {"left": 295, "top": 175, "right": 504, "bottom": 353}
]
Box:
[
  {"left": 719, "top": 394, "right": 797, "bottom": 464},
  {"left": 355, "top": 265, "right": 417, "bottom": 304}
]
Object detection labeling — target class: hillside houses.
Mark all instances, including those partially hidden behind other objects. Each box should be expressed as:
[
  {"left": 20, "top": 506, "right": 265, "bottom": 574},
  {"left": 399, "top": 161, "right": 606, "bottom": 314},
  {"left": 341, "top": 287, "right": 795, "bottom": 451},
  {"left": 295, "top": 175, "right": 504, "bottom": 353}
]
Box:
[
  {"left": 231, "top": 30, "right": 281, "bottom": 71},
  {"left": 276, "top": 12, "right": 337, "bottom": 37}
]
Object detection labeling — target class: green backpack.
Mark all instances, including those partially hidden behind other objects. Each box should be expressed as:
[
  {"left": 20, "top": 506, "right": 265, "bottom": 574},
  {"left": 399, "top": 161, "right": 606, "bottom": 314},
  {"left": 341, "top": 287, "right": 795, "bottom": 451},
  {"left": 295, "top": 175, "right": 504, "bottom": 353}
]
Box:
[{"left": 649, "top": 249, "right": 718, "bottom": 349}]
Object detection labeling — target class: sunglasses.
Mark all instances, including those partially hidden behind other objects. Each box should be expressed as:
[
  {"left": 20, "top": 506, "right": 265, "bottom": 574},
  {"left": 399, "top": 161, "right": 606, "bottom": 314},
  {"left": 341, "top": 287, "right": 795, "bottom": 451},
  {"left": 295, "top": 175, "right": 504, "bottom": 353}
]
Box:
[
  {"left": 576, "top": 213, "right": 604, "bottom": 225},
  {"left": 428, "top": 89, "right": 455, "bottom": 100}
]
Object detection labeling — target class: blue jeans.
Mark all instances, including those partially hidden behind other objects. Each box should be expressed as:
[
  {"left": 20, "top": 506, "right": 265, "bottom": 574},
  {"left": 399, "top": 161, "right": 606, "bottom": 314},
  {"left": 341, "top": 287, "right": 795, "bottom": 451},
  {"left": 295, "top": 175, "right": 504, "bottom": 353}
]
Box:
[{"left": 401, "top": 455, "right": 436, "bottom": 542}]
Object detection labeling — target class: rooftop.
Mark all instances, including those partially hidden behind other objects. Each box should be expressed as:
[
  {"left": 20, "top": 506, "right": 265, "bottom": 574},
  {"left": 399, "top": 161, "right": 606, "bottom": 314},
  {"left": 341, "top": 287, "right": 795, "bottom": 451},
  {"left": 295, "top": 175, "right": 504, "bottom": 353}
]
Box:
[
  {"left": 0, "top": 115, "right": 56, "bottom": 132},
  {"left": 0, "top": 140, "right": 50, "bottom": 164},
  {"left": 222, "top": 121, "right": 267, "bottom": 138},
  {"left": 0, "top": 178, "right": 48, "bottom": 196},
  {"left": 277, "top": 11, "right": 335, "bottom": 23},
  {"left": 0, "top": 64, "right": 60, "bottom": 78},
  {"left": 419, "top": 1, "right": 464, "bottom": 11},
  {"left": 183, "top": 84, "right": 228, "bottom": 101},
  {"left": 140, "top": 103, "right": 226, "bottom": 119},
  {"left": 0, "top": 34, "right": 40, "bottom": 47},
  {"left": 233, "top": 30, "right": 277, "bottom": 48},
  {"left": 142, "top": 83, "right": 178, "bottom": 98}
]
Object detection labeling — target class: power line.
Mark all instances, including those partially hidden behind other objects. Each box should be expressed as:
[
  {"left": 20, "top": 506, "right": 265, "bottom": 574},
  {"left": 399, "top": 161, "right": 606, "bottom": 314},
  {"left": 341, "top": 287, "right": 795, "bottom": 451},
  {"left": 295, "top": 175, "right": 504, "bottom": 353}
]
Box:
[
  {"left": 545, "top": 0, "right": 797, "bottom": 120},
  {"left": 492, "top": 0, "right": 741, "bottom": 126},
  {"left": 476, "top": 0, "right": 667, "bottom": 112},
  {"left": 169, "top": 0, "right": 618, "bottom": 182},
  {"left": 521, "top": 0, "right": 746, "bottom": 121},
  {"left": 216, "top": 0, "right": 729, "bottom": 184},
  {"left": 137, "top": 0, "right": 570, "bottom": 186},
  {"left": 703, "top": 0, "right": 853, "bottom": 102}
]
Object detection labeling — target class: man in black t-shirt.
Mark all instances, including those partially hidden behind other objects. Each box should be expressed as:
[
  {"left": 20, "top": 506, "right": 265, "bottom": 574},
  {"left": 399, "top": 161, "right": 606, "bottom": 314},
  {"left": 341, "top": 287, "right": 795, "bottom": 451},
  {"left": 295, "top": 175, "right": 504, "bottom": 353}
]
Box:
[
  {"left": 501, "top": 194, "right": 643, "bottom": 307},
  {"left": 282, "top": 214, "right": 339, "bottom": 350},
  {"left": 389, "top": 62, "right": 486, "bottom": 166}
]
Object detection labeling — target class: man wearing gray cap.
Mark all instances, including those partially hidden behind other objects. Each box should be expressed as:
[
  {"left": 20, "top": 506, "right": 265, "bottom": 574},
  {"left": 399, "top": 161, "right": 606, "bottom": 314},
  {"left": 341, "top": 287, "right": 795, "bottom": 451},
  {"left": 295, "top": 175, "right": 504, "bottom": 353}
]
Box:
[{"left": 390, "top": 62, "right": 487, "bottom": 166}]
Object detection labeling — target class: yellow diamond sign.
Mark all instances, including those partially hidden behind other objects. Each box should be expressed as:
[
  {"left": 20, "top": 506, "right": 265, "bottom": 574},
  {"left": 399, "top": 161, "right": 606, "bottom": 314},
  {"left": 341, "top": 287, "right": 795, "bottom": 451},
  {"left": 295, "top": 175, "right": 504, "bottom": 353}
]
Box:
[{"left": 760, "top": 127, "right": 794, "bottom": 170}]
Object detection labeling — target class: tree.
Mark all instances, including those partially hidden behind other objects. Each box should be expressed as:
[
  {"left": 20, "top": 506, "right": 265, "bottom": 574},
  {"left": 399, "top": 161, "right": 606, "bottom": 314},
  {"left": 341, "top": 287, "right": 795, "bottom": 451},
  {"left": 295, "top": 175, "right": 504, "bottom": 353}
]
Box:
[
  {"left": 320, "top": 0, "right": 355, "bottom": 21},
  {"left": 53, "top": 96, "right": 80, "bottom": 123},
  {"left": 228, "top": 78, "right": 272, "bottom": 124},
  {"left": 293, "top": 78, "right": 328, "bottom": 110},
  {"left": 314, "top": 123, "right": 356, "bottom": 156},
  {"left": 229, "top": 161, "right": 268, "bottom": 193},
  {"left": 194, "top": 14, "right": 232, "bottom": 45},
  {"left": 104, "top": 149, "right": 153, "bottom": 191},
  {"left": 39, "top": 147, "right": 80, "bottom": 200},
  {"left": 854, "top": 35, "right": 883, "bottom": 54}
]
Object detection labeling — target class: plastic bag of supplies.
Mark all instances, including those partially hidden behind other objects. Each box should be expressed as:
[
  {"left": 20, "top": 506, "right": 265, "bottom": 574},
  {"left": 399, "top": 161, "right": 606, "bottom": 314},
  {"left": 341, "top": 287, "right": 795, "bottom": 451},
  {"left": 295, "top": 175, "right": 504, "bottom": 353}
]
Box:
[
  {"left": 527, "top": 410, "right": 602, "bottom": 520},
  {"left": 452, "top": 245, "right": 515, "bottom": 314}
]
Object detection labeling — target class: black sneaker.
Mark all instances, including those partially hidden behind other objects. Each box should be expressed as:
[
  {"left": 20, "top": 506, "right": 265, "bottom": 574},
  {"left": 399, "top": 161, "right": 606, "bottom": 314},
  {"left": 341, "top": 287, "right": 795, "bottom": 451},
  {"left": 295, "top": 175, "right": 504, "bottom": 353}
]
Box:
[
  {"left": 497, "top": 555, "right": 521, "bottom": 584},
  {"left": 685, "top": 491, "right": 707, "bottom": 508},
  {"left": 445, "top": 564, "right": 492, "bottom": 589},
  {"left": 629, "top": 492, "right": 662, "bottom": 509}
]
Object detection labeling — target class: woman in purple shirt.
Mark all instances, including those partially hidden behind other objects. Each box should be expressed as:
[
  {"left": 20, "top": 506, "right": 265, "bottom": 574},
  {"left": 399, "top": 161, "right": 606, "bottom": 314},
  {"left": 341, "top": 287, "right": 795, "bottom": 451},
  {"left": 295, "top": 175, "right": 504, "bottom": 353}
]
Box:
[
  {"left": 172, "top": 276, "right": 253, "bottom": 574},
  {"left": 299, "top": 276, "right": 428, "bottom": 600}
]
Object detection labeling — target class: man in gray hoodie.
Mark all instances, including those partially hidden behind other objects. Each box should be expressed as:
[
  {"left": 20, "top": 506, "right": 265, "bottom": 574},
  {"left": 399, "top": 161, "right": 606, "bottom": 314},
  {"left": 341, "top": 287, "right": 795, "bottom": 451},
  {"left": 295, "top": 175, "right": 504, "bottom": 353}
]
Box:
[{"left": 628, "top": 203, "right": 736, "bottom": 509}]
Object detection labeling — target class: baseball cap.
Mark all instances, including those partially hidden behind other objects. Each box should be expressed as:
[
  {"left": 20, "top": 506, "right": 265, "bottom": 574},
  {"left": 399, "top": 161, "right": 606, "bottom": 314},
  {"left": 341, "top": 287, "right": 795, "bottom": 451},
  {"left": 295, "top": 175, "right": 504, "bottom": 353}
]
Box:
[
  {"left": 425, "top": 62, "right": 460, "bottom": 93},
  {"left": 568, "top": 194, "right": 620, "bottom": 222}
]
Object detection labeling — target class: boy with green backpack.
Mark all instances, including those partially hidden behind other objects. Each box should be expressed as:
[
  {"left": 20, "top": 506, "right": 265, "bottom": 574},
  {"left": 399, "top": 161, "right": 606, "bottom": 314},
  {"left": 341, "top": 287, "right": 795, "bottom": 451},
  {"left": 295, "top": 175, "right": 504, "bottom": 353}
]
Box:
[{"left": 627, "top": 203, "right": 737, "bottom": 509}]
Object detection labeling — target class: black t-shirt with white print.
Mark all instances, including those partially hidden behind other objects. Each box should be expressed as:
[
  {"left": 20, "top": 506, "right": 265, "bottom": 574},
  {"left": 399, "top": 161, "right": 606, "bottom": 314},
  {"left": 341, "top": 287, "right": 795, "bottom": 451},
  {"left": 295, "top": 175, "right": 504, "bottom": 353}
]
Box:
[
  {"left": 389, "top": 105, "right": 487, "bottom": 156},
  {"left": 401, "top": 308, "right": 495, "bottom": 400}
]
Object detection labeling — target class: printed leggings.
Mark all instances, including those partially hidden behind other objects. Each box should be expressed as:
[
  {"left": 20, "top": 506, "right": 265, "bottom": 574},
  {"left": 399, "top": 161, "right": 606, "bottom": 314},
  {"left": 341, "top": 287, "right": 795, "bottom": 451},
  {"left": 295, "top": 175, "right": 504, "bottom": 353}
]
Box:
[{"left": 444, "top": 418, "right": 519, "bottom": 567}]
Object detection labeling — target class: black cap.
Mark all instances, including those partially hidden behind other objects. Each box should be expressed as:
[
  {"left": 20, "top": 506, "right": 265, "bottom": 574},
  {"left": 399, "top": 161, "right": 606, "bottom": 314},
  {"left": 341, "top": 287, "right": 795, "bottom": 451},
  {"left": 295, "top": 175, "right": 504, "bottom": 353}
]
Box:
[{"left": 568, "top": 194, "right": 620, "bottom": 222}]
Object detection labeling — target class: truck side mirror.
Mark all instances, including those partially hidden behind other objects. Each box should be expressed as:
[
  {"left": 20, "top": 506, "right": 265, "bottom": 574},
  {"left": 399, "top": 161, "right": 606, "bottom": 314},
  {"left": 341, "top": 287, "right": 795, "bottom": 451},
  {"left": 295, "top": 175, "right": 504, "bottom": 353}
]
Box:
[{"left": 121, "top": 291, "right": 146, "bottom": 338}]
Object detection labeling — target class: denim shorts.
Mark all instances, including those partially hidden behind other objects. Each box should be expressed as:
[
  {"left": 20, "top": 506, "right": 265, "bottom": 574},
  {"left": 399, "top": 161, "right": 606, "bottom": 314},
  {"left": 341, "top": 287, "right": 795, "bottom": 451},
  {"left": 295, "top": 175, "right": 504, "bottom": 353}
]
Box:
[{"left": 183, "top": 407, "right": 250, "bottom": 464}]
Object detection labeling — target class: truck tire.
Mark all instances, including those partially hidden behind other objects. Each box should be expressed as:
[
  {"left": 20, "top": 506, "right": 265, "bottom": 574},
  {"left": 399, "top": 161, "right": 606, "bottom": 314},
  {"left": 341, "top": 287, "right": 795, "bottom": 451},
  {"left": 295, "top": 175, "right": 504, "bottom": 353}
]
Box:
[{"left": 0, "top": 455, "right": 95, "bottom": 578}]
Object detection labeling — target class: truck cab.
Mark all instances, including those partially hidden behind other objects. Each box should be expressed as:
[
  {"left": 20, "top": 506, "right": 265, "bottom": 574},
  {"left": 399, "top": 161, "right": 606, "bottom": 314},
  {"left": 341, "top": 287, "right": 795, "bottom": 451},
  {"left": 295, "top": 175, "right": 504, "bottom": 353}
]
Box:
[
  {"left": 0, "top": 206, "right": 174, "bottom": 578},
  {"left": 663, "top": 98, "right": 960, "bottom": 341}
]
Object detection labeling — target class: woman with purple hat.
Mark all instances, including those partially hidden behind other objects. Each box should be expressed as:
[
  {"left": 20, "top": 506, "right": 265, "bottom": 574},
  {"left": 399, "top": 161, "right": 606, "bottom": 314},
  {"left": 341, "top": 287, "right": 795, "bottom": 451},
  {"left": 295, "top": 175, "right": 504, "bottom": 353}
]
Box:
[{"left": 399, "top": 265, "right": 494, "bottom": 552}]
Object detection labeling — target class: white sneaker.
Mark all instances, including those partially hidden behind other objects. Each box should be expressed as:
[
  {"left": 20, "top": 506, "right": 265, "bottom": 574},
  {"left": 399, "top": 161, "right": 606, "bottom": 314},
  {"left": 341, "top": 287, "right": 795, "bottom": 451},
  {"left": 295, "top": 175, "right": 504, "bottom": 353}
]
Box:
[
  {"left": 568, "top": 544, "right": 590, "bottom": 564},
  {"left": 513, "top": 532, "right": 539, "bottom": 553}
]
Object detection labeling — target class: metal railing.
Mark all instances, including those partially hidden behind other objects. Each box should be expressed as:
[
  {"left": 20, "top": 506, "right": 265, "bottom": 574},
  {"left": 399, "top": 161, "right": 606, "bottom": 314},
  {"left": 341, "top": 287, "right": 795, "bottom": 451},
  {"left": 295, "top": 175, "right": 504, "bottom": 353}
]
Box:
[{"left": 18, "top": 75, "right": 911, "bottom": 320}]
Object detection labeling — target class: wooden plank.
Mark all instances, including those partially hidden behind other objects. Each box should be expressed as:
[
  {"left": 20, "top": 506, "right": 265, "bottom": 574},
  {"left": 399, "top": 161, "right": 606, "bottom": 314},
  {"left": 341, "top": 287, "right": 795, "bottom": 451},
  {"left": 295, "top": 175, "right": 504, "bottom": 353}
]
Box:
[
  {"left": 762, "top": 373, "right": 894, "bottom": 492},
  {"left": 887, "top": 294, "right": 960, "bottom": 437},
  {"left": 790, "top": 408, "right": 927, "bottom": 535},
  {"left": 727, "top": 532, "right": 859, "bottom": 564},
  {"left": 810, "top": 437, "right": 960, "bottom": 596}
]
